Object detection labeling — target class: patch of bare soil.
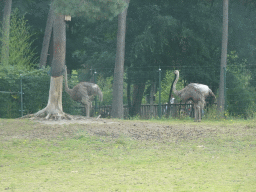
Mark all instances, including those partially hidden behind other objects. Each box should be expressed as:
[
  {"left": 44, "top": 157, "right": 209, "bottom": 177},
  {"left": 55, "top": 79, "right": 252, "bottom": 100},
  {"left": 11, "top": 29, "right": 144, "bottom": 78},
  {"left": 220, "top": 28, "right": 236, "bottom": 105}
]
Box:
[
  {"left": 1, "top": 116, "right": 254, "bottom": 143},
  {"left": 0, "top": 116, "right": 213, "bottom": 143}
]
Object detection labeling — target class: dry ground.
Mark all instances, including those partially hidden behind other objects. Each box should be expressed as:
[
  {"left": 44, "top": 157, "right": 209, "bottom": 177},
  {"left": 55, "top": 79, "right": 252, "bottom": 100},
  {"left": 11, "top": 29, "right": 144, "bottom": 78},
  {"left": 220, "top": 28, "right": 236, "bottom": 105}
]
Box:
[{"left": 1, "top": 116, "right": 253, "bottom": 143}]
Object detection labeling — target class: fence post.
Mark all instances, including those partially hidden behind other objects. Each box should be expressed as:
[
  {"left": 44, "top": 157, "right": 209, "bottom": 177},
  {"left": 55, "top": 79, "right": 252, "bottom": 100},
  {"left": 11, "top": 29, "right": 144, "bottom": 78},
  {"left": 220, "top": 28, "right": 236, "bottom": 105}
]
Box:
[
  {"left": 94, "top": 70, "right": 98, "bottom": 115},
  {"left": 224, "top": 67, "right": 227, "bottom": 111},
  {"left": 20, "top": 74, "right": 24, "bottom": 117},
  {"left": 158, "top": 67, "right": 162, "bottom": 118}
]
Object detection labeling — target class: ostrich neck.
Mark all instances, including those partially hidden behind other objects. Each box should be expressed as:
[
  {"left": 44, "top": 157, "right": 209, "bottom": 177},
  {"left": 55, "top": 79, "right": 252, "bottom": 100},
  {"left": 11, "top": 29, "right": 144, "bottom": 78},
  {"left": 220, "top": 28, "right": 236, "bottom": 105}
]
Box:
[
  {"left": 64, "top": 68, "right": 72, "bottom": 95},
  {"left": 173, "top": 72, "right": 180, "bottom": 96}
]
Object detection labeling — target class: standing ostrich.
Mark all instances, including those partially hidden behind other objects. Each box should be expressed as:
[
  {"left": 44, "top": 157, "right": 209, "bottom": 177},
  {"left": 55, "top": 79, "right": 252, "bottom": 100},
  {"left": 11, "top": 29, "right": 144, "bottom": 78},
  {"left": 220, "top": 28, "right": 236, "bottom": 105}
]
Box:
[
  {"left": 172, "top": 70, "right": 215, "bottom": 122},
  {"left": 64, "top": 66, "right": 103, "bottom": 117}
]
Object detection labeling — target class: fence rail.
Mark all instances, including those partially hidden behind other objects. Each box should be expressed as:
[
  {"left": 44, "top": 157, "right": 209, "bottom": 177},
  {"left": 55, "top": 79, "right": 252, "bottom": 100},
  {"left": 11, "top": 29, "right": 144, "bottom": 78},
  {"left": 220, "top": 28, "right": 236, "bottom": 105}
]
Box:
[{"left": 97, "top": 103, "right": 194, "bottom": 119}]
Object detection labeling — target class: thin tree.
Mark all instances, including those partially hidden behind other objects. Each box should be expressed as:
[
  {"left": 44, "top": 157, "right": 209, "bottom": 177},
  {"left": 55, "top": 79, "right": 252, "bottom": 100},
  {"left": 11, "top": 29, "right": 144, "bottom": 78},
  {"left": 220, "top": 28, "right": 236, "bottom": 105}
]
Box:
[
  {"left": 1, "top": 0, "right": 12, "bottom": 66},
  {"left": 111, "top": 0, "right": 130, "bottom": 119},
  {"left": 39, "top": 1, "right": 54, "bottom": 68},
  {"left": 217, "top": 0, "right": 229, "bottom": 113}
]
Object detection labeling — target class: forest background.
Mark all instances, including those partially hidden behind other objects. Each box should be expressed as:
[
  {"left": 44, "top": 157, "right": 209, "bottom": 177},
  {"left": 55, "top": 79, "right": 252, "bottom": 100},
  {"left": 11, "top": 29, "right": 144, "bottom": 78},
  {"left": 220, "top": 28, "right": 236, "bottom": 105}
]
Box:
[{"left": 0, "top": 0, "right": 256, "bottom": 119}]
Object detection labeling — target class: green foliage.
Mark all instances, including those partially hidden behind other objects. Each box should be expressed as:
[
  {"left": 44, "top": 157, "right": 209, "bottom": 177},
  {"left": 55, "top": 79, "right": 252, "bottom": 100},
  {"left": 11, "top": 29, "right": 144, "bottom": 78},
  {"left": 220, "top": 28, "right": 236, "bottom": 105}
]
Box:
[
  {"left": 226, "top": 52, "right": 256, "bottom": 118},
  {"left": 53, "top": 0, "right": 127, "bottom": 21},
  {"left": 0, "top": 67, "right": 82, "bottom": 118},
  {"left": 154, "top": 70, "right": 184, "bottom": 104},
  {"left": 97, "top": 75, "right": 113, "bottom": 106},
  {"left": 204, "top": 105, "right": 225, "bottom": 120},
  {"left": 0, "top": 68, "right": 49, "bottom": 118},
  {"left": 92, "top": 73, "right": 128, "bottom": 106},
  {"left": 0, "top": 10, "right": 45, "bottom": 118},
  {"left": 0, "top": 9, "right": 37, "bottom": 75}
]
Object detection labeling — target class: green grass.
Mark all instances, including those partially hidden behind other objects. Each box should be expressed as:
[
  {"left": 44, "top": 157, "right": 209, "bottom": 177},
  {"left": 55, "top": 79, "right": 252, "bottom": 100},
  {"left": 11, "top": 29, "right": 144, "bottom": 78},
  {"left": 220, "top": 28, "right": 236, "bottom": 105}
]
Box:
[{"left": 0, "top": 119, "right": 256, "bottom": 191}]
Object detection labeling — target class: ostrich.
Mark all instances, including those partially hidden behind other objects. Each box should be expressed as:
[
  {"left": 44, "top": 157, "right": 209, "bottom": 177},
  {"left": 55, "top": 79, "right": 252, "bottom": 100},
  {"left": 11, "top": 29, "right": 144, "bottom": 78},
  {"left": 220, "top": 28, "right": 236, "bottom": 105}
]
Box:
[
  {"left": 64, "top": 66, "right": 103, "bottom": 117},
  {"left": 172, "top": 70, "right": 215, "bottom": 122}
]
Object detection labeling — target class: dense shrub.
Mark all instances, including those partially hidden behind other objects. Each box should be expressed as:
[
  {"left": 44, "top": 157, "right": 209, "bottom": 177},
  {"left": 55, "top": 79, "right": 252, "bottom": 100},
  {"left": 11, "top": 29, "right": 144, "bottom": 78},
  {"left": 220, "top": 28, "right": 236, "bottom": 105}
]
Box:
[{"left": 226, "top": 65, "right": 256, "bottom": 118}]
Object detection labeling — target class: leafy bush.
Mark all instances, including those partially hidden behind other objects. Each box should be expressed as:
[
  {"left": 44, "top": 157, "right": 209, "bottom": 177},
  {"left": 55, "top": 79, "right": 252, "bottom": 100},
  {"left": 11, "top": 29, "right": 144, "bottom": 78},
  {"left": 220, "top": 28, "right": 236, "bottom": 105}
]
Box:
[
  {"left": 226, "top": 65, "right": 256, "bottom": 118},
  {"left": 226, "top": 51, "right": 256, "bottom": 118},
  {"left": 97, "top": 75, "right": 113, "bottom": 106},
  {"left": 0, "top": 9, "right": 37, "bottom": 74}
]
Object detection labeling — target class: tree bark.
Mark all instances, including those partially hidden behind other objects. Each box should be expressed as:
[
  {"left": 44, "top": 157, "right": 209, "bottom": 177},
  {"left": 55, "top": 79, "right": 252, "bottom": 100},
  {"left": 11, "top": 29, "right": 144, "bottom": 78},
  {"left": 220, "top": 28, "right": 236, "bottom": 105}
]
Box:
[
  {"left": 130, "top": 82, "right": 146, "bottom": 117},
  {"left": 48, "top": 34, "right": 54, "bottom": 66},
  {"left": 111, "top": 0, "right": 130, "bottom": 118},
  {"left": 217, "top": 0, "right": 229, "bottom": 113},
  {"left": 1, "top": 0, "right": 12, "bottom": 66},
  {"left": 39, "top": 1, "right": 54, "bottom": 68},
  {"left": 51, "top": 14, "right": 66, "bottom": 76},
  {"left": 34, "top": 13, "right": 71, "bottom": 120},
  {"left": 35, "top": 76, "right": 66, "bottom": 119}
]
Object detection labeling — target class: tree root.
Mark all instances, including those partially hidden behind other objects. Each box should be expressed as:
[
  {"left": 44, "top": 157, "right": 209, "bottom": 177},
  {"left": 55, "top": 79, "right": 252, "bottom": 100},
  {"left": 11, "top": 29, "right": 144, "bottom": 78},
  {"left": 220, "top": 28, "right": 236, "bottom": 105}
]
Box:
[{"left": 21, "top": 107, "right": 74, "bottom": 120}]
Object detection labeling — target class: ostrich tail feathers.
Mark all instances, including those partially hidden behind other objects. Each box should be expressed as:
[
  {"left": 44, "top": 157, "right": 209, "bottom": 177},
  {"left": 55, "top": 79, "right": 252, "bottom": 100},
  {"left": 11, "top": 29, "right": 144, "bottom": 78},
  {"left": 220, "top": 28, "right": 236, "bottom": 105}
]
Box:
[{"left": 210, "top": 89, "right": 216, "bottom": 99}]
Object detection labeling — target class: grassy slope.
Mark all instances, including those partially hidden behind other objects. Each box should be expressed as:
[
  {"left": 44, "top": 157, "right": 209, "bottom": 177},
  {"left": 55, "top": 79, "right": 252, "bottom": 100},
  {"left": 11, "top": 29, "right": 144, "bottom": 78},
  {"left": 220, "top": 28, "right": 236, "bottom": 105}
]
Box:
[{"left": 0, "top": 119, "right": 256, "bottom": 191}]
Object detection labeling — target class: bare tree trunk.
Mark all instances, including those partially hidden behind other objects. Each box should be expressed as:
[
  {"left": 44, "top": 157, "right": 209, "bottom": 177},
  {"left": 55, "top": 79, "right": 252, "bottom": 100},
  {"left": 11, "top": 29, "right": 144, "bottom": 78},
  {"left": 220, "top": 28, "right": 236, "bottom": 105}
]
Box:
[
  {"left": 35, "top": 76, "right": 63, "bottom": 118},
  {"left": 217, "top": 0, "right": 229, "bottom": 113},
  {"left": 111, "top": 0, "right": 130, "bottom": 119},
  {"left": 48, "top": 34, "right": 54, "bottom": 66},
  {"left": 130, "top": 82, "right": 146, "bottom": 117},
  {"left": 51, "top": 14, "right": 65, "bottom": 76},
  {"left": 34, "top": 13, "right": 71, "bottom": 120},
  {"left": 1, "top": 0, "right": 12, "bottom": 66},
  {"left": 39, "top": 1, "right": 54, "bottom": 68}
]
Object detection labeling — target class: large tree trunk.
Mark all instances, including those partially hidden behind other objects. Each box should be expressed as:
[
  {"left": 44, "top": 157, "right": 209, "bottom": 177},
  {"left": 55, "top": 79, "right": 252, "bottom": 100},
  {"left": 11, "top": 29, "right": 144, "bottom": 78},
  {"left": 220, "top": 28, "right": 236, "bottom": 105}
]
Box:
[
  {"left": 130, "top": 82, "right": 146, "bottom": 117},
  {"left": 217, "top": 0, "right": 229, "bottom": 113},
  {"left": 1, "top": 0, "right": 12, "bottom": 66},
  {"left": 39, "top": 1, "right": 54, "bottom": 68},
  {"left": 34, "top": 13, "right": 71, "bottom": 120},
  {"left": 35, "top": 76, "right": 67, "bottom": 119},
  {"left": 111, "top": 0, "right": 130, "bottom": 118},
  {"left": 51, "top": 14, "right": 65, "bottom": 76},
  {"left": 48, "top": 34, "right": 54, "bottom": 66}
]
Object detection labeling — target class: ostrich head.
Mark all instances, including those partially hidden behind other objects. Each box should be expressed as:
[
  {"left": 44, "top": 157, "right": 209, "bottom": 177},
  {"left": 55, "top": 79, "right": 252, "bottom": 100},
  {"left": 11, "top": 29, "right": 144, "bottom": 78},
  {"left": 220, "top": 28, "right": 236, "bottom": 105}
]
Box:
[{"left": 174, "top": 70, "right": 179, "bottom": 75}]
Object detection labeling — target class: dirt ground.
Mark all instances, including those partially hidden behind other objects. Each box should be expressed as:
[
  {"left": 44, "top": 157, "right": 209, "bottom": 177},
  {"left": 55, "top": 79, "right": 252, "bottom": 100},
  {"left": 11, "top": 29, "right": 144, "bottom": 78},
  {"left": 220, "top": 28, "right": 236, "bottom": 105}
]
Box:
[{"left": 1, "top": 115, "right": 247, "bottom": 143}]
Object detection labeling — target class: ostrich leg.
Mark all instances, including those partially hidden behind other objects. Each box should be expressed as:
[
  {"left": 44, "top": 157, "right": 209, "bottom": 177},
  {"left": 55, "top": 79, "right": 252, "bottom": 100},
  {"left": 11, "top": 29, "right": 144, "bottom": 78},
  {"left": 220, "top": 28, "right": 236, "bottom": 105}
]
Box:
[
  {"left": 194, "top": 102, "right": 203, "bottom": 122},
  {"left": 194, "top": 103, "right": 200, "bottom": 122},
  {"left": 194, "top": 104, "right": 198, "bottom": 122},
  {"left": 198, "top": 105, "right": 201, "bottom": 122},
  {"left": 198, "top": 101, "right": 204, "bottom": 122},
  {"left": 82, "top": 95, "right": 91, "bottom": 118}
]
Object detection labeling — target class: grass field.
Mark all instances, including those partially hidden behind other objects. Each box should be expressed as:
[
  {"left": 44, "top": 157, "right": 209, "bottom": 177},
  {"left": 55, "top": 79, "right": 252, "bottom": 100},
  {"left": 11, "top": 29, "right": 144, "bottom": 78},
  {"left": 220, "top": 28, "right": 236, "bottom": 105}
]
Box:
[{"left": 1, "top": 118, "right": 256, "bottom": 191}]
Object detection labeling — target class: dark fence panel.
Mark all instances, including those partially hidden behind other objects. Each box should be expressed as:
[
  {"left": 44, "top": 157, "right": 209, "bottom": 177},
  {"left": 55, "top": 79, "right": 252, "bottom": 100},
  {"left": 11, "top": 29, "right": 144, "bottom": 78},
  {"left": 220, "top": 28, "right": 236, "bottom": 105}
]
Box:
[{"left": 98, "top": 103, "right": 194, "bottom": 119}]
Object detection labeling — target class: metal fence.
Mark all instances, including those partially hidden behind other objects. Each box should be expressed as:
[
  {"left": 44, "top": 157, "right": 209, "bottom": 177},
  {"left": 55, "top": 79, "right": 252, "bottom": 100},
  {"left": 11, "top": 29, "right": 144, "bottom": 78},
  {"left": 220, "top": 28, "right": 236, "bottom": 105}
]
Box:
[
  {"left": 0, "top": 76, "right": 24, "bottom": 118},
  {"left": 97, "top": 103, "right": 194, "bottom": 119}
]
